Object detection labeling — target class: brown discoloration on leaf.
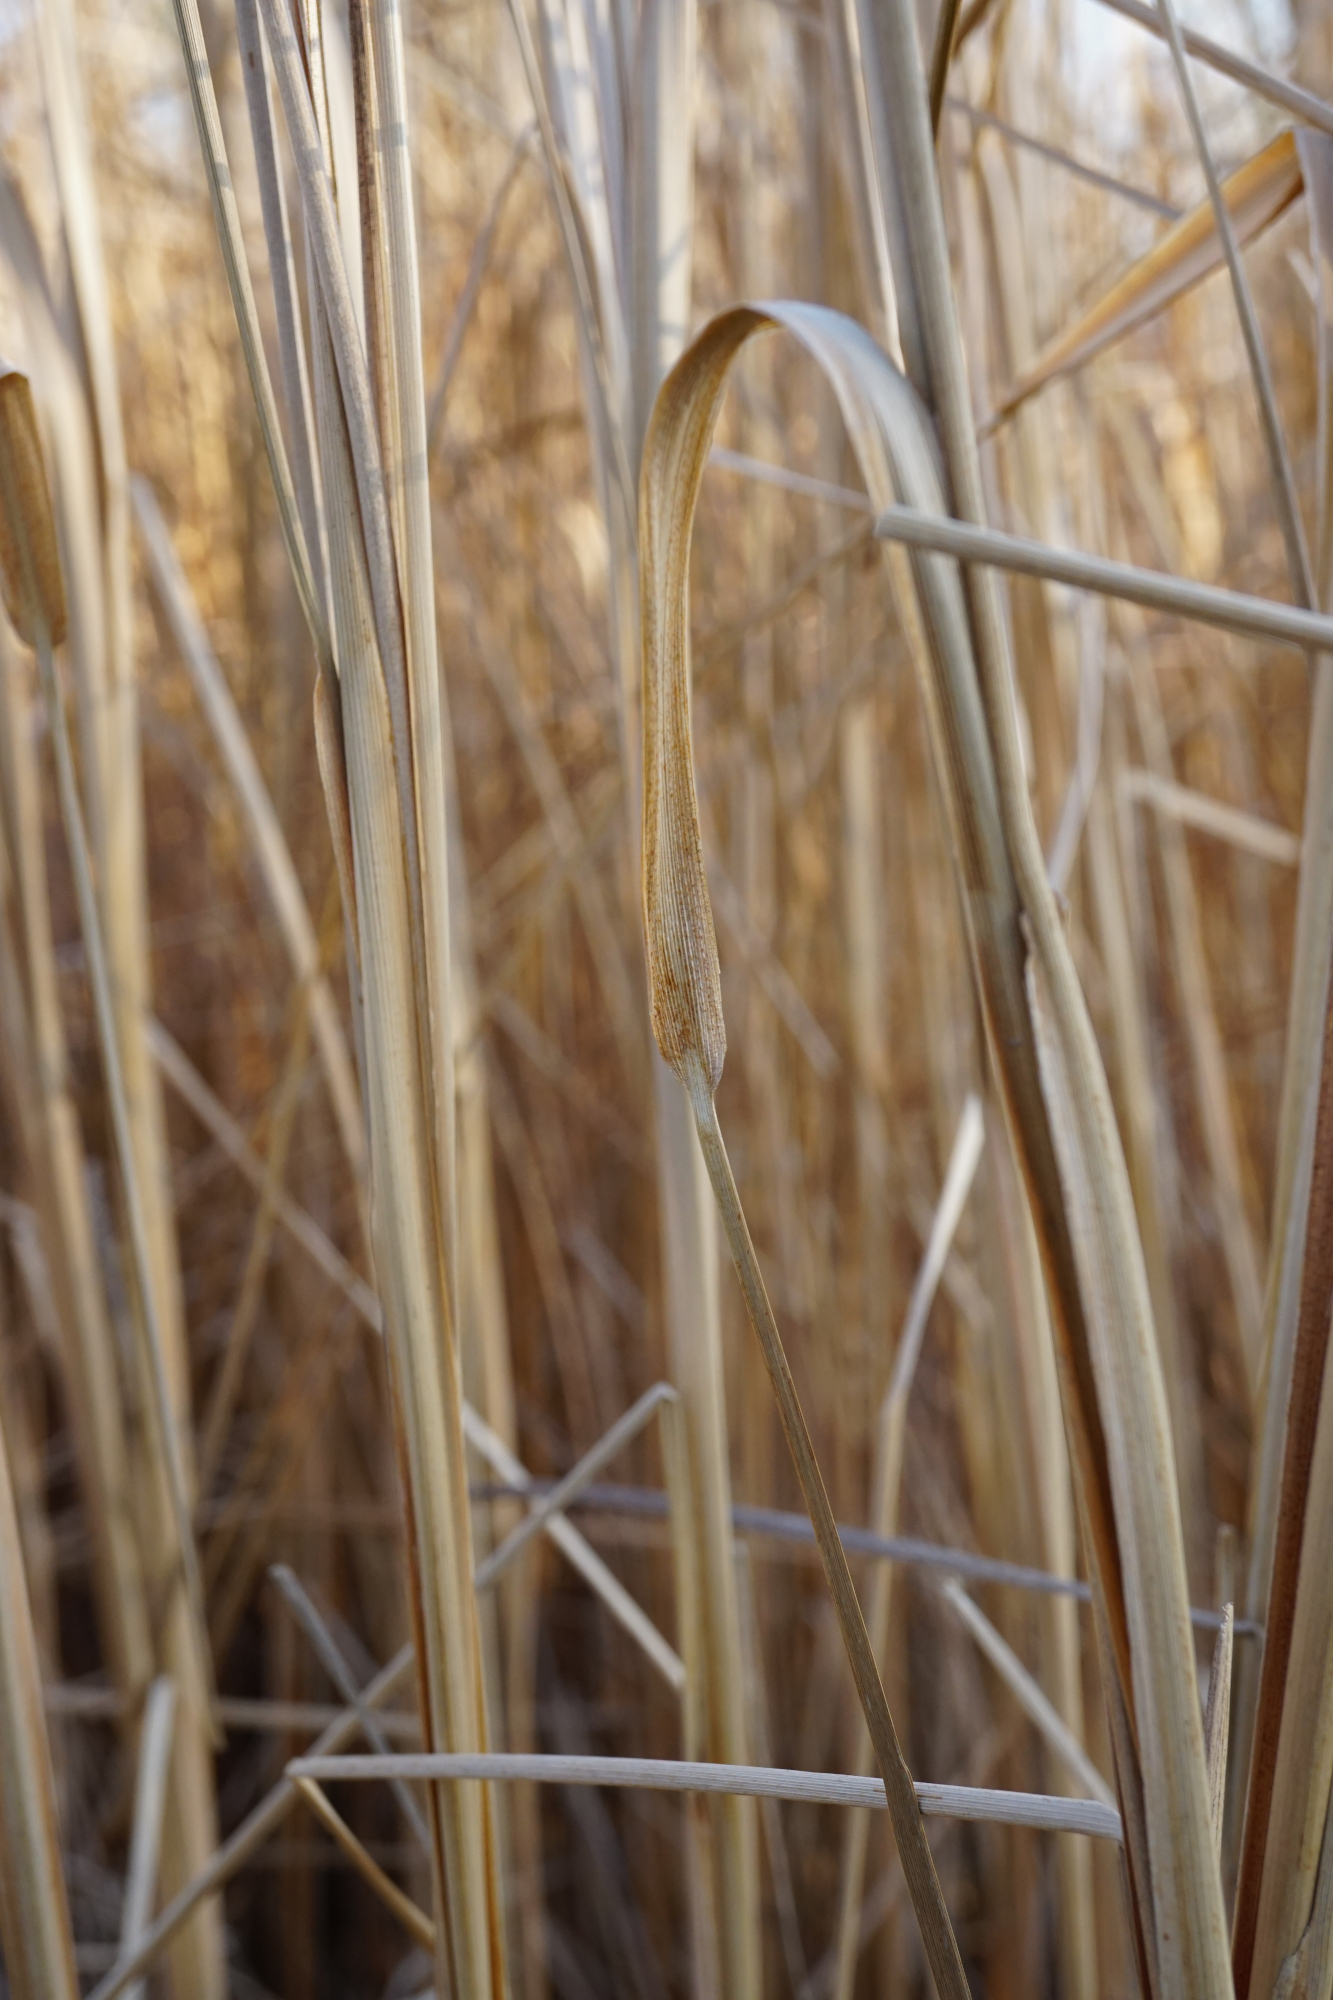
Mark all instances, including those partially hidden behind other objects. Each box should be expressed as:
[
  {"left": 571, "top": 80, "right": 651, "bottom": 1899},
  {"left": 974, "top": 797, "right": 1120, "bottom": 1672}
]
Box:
[{"left": 0, "top": 368, "right": 68, "bottom": 648}]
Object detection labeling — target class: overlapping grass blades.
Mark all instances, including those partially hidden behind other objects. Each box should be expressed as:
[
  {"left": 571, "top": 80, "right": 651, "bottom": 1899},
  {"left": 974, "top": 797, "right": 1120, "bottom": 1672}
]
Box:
[{"left": 640, "top": 294, "right": 1227, "bottom": 1996}]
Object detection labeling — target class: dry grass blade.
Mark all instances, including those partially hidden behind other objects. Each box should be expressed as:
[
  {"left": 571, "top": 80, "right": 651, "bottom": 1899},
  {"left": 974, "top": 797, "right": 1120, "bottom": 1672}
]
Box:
[
  {"left": 948, "top": 98, "right": 1182, "bottom": 221},
  {"left": 1237, "top": 137, "right": 1333, "bottom": 1953},
  {"left": 988, "top": 131, "right": 1303, "bottom": 428},
  {"left": 292, "top": 1777, "right": 437, "bottom": 1949},
  {"left": 0, "top": 369, "right": 66, "bottom": 646},
  {"left": 535, "top": 0, "right": 764, "bottom": 1985},
  {"left": 820, "top": 0, "right": 902, "bottom": 358},
  {"left": 1151, "top": 0, "right": 1313, "bottom": 607},
  {"left": 1024, "top": 939, "right": 1228, "bottom": 1992},
  {"left": 233, "top": 0, "right": 328, "bottom": 610},
  {"left": 475, "top": 1383, "right": 677, "bottom": 1588},
  {"left": 832, "top": 1094, "right": 983, "bottom": 2000},
  {"left": 0, "top": 1346, "right": 78, "bottom": 2000},
  {"left": 641, "top": 301, "right": 970, "bottom": 2000},
  {"left": 162, "top": 0, "right": 328, "bottom": 666},
  {"left": 86, "top": 1645, "right": 418, "bottom": 2000},
  {"left": 1234, "top": 960, "right": 1333, "bottom": 1997},
  {"left": 1121, "top": 769, "right": 1302, "bottom": 867},
  {"left": 0, "top": 369, "right": 216, "bottom": 1724},
  {"left": 462, "top": 1405, "right": 686, "bottom": 1691},
  {"left": 640, "top": 278, "right": 1229, "bottom": 1992},
  {"left": 120, "top": 1676, "right": 177, "bottom": 2000},
  {"left": 1270, "top": 1785, "right": 1333, "bottom": 2000},
  {"left": 257, "top": 0, "right": 419, "bottom": 889},
  {"left": 132, "top": 477, "right": 367, "bottom": 1196},
  {"left": 193, "top": 0, "right": 508, "bottom": 1984},
  {"left": 1093, "top": 0, "right": 1333, "bottom": 142},
  {"left": 0, "top": 620, "right": 152, "bottom": 1711},
  {"left": 1204, "top": 1606, "right": 1233, "bottom": 1860},
  {"left": 927, "top": 0, "right": 964, "bottom": 135},
  {"left": 939, "top": 1579, "right": 1116, "bottom": 1809},
  {"left": 629, "top": 0, "right": 700, "bottom": 456},
  {"left": 269, "top": 1564, "right": 431, "bottom": 1851},
  {"left": 873, "top": 504, "right": 1333, "bottom": 653},
  {"left": 287, "top": 1751, "right": 1125, "bottom": 1840},
  {"left": 29, "top": 30, "right": 263, "bottom": 1969},
  {"left": 1307, "top": 132, "right": 1333, "bottom": 602},
  {"left": 1242, "top": 1360, "right": 1333, "bottom": 2000},
  {"left": 362, "top": 0, "right": 461, "bottom": 1287}
]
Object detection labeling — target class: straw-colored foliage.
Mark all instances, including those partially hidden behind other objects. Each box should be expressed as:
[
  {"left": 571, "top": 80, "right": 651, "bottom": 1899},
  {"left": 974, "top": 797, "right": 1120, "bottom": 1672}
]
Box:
[{"left": 1, "top": 0, "right": 1333, "bottom": 1994}]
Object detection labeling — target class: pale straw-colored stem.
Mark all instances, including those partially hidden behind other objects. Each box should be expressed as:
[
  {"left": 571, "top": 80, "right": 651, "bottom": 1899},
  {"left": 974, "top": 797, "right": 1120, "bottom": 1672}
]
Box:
[
  {"left": 831, "top": 1095, "right": 984, "bottom": 2000},
  {"left": 269, "top": 1565, "right": 431, "bottom": 1852},
  {"left": 293, "top": 1777, "right": 436, "bottom": 1950},
  {"left": 0, "top": 1366, "right": 78, "bottom": 2000},
  {"left": 120, "top": 1676, "right": 177, "bottom": 2000},
  {"left": 132, "top": 479, "right": 366, "bottom": 1196},
  {"left": 1095, "top": 0, "right": 1333, "bottom": 146},
  {"left": 0, "top": 631, "right": 153, "bottom": 1704},
  {"left": 1151, "top": 0, "right": 1315, "bottom": 609},
  {"left": 1121, "top": 769, "right": 1301, "bottom": 868},
  {"left": 463, "top": 1404, "right": 685, "bottom": 1690},
  {"left": 873, "top": 504, "right": 1333, "bottom": 655},
  {"left": 162, "top": 0, "right": 328, "bottom": 667},
  {"left": 940, "top": 1580, "right": 1116, "bottom": 1810},
  {"left": 286, "top": 1749, "right": 1124, "bottom": 1842},
  {"left": 1203, "top": 1606, "right": 1233, "bottom": 1860},
  {"left": 475, "top": 1384, "right": 677, "bottom": 1588},
  {"left": 1, "top": 507, "right": 214, "bottom": 1728},
  {"left": 427, "top": 130, "right": 533, "bottom": 454},
  {"left": 86, "top": 1644, "right": 418, "bottom": 2000},
  {"left": 680, "top": 1057, "right": 971, "bottom": 2000}
]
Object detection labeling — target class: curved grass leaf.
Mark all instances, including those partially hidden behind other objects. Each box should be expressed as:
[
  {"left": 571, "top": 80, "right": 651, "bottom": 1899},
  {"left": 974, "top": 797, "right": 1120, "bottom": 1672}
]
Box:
[{"left": 641, "top": 296, "right": 1232, "bottom": 2000}]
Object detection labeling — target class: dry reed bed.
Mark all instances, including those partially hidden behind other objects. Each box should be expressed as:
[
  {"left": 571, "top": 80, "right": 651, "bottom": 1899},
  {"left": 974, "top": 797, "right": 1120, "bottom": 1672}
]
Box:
[{"left": 0, "top": 0, "right": 1329, "bottom": 1994}]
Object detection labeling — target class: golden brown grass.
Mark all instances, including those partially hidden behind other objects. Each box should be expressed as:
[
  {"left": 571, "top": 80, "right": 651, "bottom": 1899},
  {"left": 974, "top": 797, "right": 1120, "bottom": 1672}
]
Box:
[{"left": 0, "top": 0, "right": 1332, "bottom": 1995}]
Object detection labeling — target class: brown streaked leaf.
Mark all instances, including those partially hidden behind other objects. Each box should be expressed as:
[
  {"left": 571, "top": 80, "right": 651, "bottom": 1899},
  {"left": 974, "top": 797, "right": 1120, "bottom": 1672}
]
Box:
[
  {"left": 0, "top": 366, "right": 67, "bottom": 648},
  {"left": 642, "top": 293, "right": 1233, "bottom": 2000}
]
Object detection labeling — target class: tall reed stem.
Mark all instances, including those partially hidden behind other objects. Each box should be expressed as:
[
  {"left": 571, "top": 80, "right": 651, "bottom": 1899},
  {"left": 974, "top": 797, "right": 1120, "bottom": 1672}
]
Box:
[{"left": 679, "top": 1055, "right": 970, "bottom": 1999}]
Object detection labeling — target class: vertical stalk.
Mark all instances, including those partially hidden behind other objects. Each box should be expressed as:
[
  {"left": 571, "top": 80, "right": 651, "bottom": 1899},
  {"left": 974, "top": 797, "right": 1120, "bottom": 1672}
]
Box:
[
  {"left": 0, "top": 1385, "right": 78, "bottom": 2000},
  {"left": 636, "top": 0, "right": 761, "bottom": 1978},
  {"left": 0, "top": 630, "right": 154, "bottom": 1708},
  {"left": 36, "top": 10, "right": 229, "bottom": 1982},
  {"left": 254, "top": 2, "right": 509, "bottom": 1986},
  {"left": 684, "top": 1060, "right": 970, "bottom": 2000}
]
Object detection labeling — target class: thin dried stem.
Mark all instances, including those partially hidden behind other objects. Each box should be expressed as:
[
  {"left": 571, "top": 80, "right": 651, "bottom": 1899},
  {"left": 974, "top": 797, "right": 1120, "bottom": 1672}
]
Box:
[
  {"left": 874, "top": 503, "right": 1333, "bottom": 653},
  {"left": 292, "top": 1777, "right": 437, "bottom": 1949},
  {"left": 684, "top": 1061, "right": 971, "bottom": 2000},
  {"left": 287, "top": 1747, "right": 1124, "bottom": 1842},
  {"left": 120, "top": 1676, "right": 177, "bottom": 2000},
  {"left": 1151, "top": 0, "right": 1314, "bottom": 609}
]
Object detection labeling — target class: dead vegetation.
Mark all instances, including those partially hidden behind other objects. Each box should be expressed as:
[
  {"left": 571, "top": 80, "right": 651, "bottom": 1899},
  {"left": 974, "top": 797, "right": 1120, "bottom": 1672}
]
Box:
[{"left": 0, "top": 0, "right": 1331, "bottom": 1994}]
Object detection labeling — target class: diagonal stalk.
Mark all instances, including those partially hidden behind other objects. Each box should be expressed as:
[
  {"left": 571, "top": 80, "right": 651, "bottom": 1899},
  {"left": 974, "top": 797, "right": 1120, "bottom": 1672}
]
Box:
[
  {"left": 1151, "top": 0, "right": 1315, "bottom": 611},
  {"left": 679, "top": 1054, "right": 970, "bottom": 2000}
]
